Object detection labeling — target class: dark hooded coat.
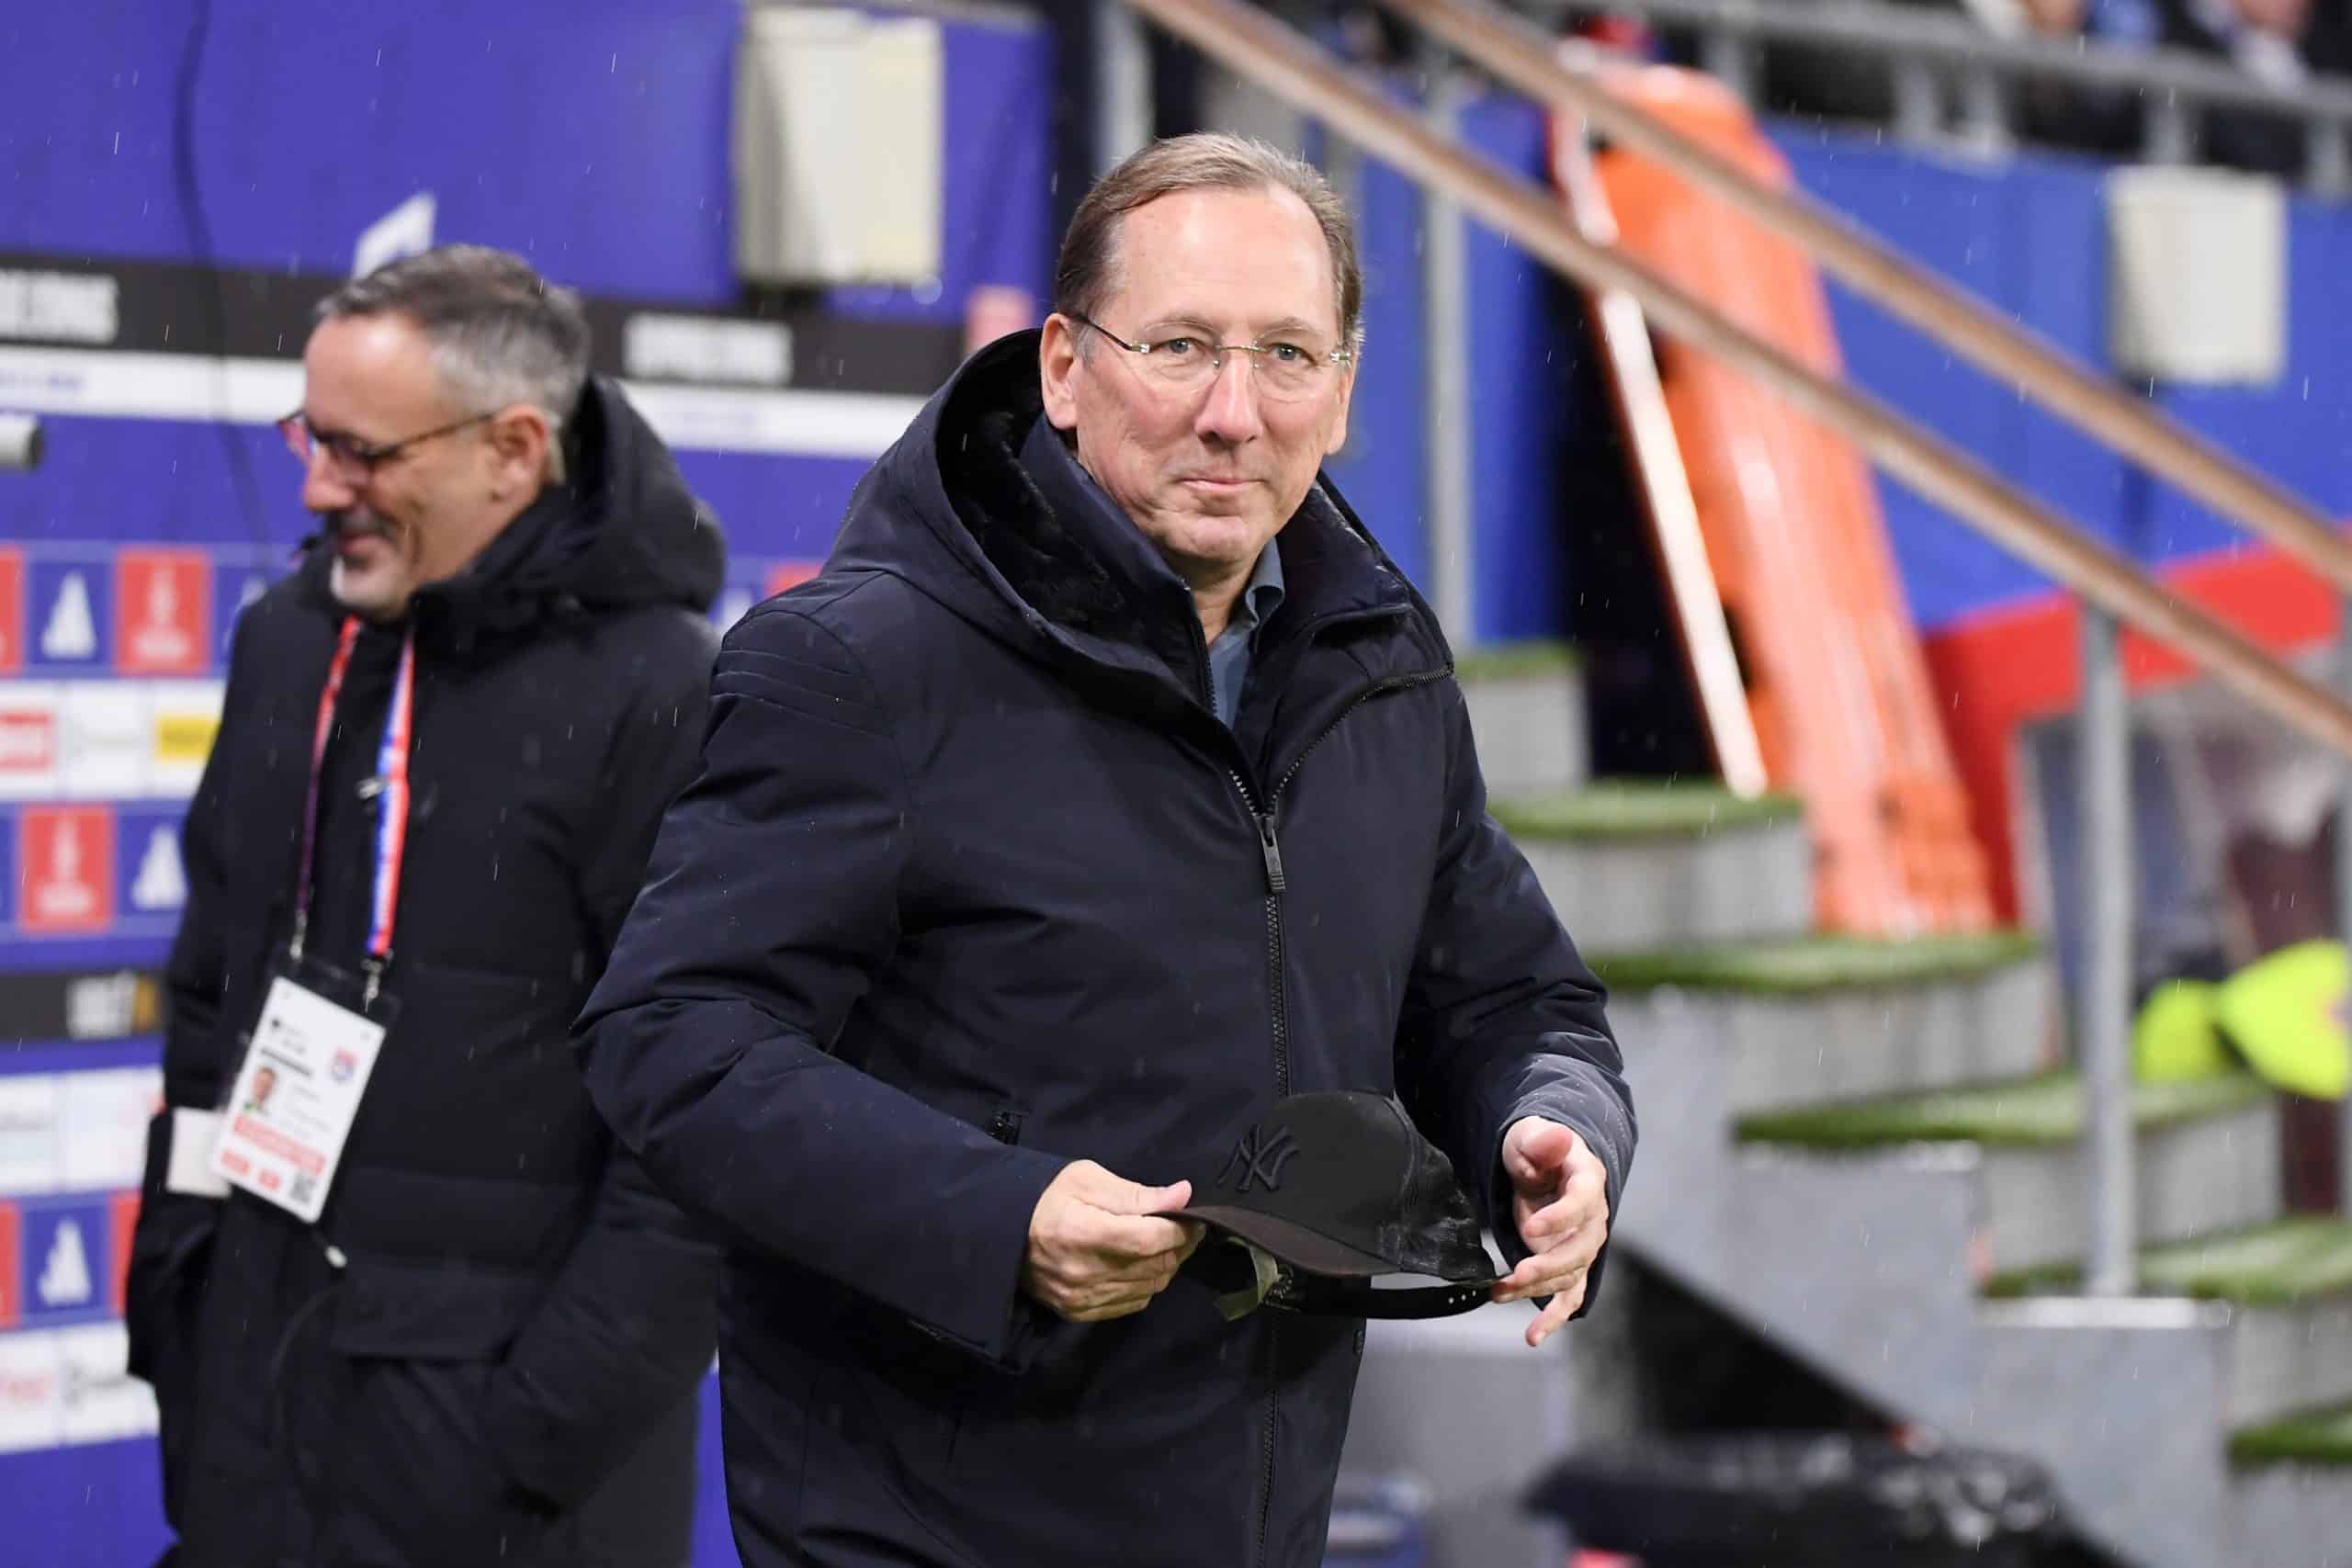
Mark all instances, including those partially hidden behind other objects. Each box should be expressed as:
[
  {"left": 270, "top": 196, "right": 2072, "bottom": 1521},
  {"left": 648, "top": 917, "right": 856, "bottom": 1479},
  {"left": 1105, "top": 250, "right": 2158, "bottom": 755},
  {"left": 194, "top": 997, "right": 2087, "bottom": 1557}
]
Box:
[
  {"left": 127, "top": 378, "right": 727, "bottom": 1568},
  {"left": 576, "top": 333, "right": 1636, "bottom": 1568}
]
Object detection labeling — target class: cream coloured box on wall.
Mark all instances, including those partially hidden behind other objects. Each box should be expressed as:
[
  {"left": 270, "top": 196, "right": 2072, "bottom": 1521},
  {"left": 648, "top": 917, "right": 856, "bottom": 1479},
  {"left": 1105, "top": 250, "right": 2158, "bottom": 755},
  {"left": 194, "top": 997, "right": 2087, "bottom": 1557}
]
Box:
[
  {"left": 733, "top": 6, "right": 944, "bottom": 288},
  {"left": 2106, "top": 165, "right": 2288, "bottom": 388}
]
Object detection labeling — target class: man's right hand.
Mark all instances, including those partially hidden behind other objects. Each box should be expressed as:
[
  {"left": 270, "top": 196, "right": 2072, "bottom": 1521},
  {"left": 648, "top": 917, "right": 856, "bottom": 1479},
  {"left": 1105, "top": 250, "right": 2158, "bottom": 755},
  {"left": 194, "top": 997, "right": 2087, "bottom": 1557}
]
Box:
[{"left": 1021, "top": 1162, "right": 1204, "bottom": 1323}]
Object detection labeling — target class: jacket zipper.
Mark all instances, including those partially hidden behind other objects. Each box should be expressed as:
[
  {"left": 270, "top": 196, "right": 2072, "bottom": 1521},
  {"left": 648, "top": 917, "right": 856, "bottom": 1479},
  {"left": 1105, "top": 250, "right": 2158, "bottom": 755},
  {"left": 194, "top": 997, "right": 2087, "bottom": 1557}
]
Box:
[
  {"left": 1231, "top": 767, "right": 1291, "bottom": 1100},
  {"left": 1227, "top": 666, "right": 1448, "bottom": 1098},
  {"left": 1230, "top": 666, "right": 1445, "bottom": 1568},
  {"left": 1256, "top": 1321, "right": 1280, "bottom": 1568}
]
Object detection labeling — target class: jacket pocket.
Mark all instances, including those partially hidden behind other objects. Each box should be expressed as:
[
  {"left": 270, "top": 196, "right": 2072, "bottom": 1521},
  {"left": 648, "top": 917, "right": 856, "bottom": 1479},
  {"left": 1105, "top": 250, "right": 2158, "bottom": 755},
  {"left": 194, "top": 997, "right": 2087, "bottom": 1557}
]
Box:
[
  {"left": 317, "top": 1258, "right": 565, "bottom": 1557},
  {"left": 324, "top": 1255, "right": 548, "bottom": 1361},
  {"left": 122, "top": 1184, "right": 220, "bottom": 1530}
]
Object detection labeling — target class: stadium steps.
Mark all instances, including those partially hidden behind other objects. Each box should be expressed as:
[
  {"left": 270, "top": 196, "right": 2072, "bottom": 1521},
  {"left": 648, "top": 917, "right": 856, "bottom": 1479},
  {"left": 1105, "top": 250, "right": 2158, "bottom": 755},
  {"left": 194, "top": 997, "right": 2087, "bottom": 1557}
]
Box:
[
  {"left": 1736, "top": 1070, "right": 2282, "bottom": 1276},
  {"left": 1455, "top": 640, "right": 1587, "bottom": 798},
  {"left": 1988, "top": 1217, "right": 2352, "bottom": 1431},
  {"left": 1438, "top": 649, "right": 2352, "bottom": 1567},
  {"left": 1595, "top": 934, "right": 2056, "bottom": 1126},
  {"left": 1493, "top": 784, "right": 1811, "bottom": 953}
]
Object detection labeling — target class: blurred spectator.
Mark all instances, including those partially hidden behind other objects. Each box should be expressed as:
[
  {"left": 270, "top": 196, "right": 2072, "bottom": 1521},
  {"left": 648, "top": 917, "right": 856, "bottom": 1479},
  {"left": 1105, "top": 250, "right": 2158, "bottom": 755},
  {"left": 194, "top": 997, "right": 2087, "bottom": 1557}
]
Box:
[
  {"left": 2162, "top": 0, "right": 2320, "bottom": 175},
  {"left": 1752, "top": 0, "right": 1966, "bottom": 126},
  {"left": 1578, "top": 0, "right": 2335, "bottom": 177},
  {"left": 2309, "top": 1, "right": 2352, "bottom": 75},
  {"left": 2011, "top": 0, "right": 2163, "bottom": 157},
  {"left": 124, "top": 244, "right": 722, "bottom": 1568}
]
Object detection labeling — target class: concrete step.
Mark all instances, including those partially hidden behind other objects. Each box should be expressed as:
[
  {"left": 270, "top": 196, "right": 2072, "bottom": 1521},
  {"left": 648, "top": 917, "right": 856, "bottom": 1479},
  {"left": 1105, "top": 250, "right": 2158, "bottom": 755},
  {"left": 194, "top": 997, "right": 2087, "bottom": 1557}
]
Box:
[
  {"left": 1992, "top": 1218, "right": 2352, "bottom": 1429},
  {"left": 2230, "top": 1454, "right": 2352, "bottom": 1568},
  {"left": 1957, "top": 1296, "right": 2237, "bottom": 1568},
  {"left": 2232, "top": 1398, "right": 2352, "bottom": 1565},
  {"left": 1498, "top": 784, "right": 1812, "bottom": 953},
  {"left": 1741, "top": 1071, "right": 2282, "bottom": 1274},
  {"left": 1456, "top": 641, "right": 1587, "bottom": 797},
  {"left": 1599, "top": 933, "right": 2053, "bottom": 1117}
]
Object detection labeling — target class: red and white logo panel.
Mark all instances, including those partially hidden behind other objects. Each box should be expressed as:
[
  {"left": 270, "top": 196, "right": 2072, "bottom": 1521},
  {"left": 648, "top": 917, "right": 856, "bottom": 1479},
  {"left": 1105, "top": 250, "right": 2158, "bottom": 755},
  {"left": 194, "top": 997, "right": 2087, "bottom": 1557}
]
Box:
[
  {"left": 108, "top": 1193, "right": 141, "bottom": 1319},
  {"left": 0, "top": 1203, "right": 20, "bottom": 1328},
  {"left": 17, "top": 806, "right": 116, "bottom": 935},
  {"left": 0, "top": 548, "right": 24, "bottom": 673},
  {"left": 0, "top": 684, "right": 61, "bottom": 800},
  {"left": 114, "top": 551, "right": 211, "bottom": 676}
]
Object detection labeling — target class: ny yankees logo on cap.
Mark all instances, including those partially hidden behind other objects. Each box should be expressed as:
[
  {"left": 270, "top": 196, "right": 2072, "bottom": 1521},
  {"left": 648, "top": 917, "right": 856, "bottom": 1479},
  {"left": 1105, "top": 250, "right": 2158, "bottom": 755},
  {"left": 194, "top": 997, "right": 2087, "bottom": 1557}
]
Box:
[
  {"left": 1161, "top": 1089, "right": 1502, "bottom": 1323},
  {"left": 1217, "top": 1125, "right": 1300, "bottom": 1193}
]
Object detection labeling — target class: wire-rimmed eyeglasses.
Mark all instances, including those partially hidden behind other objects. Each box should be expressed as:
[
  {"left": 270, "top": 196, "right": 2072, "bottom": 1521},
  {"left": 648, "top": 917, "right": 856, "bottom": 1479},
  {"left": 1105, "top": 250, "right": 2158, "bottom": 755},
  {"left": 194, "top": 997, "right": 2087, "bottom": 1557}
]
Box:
[
  {"left": 1069, "top": 312, "right": 1352, "bottom": 403},
  {"left": 278, "top": 411, "right": 492, "bottom": 483}
]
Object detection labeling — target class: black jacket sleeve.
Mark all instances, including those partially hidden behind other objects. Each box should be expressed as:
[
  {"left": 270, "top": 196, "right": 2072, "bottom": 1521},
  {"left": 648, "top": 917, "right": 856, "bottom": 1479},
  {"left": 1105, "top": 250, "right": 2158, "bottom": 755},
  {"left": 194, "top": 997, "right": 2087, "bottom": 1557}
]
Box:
[
  {"left": 1395, "top": 679, "right": 1636, "bottom": 1314},
  {"left": 482, "top": 616, "right": 727, "bottom": 1510},
  {"left": 572, "top": 602, "right": 1070, "bottom": 1365}
]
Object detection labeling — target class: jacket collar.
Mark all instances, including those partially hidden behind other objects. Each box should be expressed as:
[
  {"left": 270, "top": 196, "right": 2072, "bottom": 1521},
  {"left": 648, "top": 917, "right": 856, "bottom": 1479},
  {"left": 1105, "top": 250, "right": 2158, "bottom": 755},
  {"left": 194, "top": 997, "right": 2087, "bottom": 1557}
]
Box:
[{"left": 895, "top": 333, "right": 1439, "bottom": 672}]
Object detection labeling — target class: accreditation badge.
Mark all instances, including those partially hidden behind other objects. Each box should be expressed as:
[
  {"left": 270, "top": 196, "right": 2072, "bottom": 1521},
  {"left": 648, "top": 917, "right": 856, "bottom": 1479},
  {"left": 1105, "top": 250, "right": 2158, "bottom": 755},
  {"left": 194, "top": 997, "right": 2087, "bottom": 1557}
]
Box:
[{"left": 206, "top": 953, "right": 397, "bottom": 1224}]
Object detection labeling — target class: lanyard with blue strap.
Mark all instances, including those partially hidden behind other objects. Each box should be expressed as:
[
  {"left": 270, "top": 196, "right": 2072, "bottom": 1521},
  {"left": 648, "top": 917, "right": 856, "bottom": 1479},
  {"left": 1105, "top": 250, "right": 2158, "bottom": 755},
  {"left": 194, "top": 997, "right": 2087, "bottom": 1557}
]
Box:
[{"left": 288, "top": 615, "right": 416, "bottom": 1010}]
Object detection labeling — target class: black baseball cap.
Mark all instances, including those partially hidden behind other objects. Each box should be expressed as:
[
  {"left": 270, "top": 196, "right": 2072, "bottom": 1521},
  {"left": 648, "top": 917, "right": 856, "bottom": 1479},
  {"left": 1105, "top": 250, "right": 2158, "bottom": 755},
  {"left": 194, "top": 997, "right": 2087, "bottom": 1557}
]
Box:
[{"left": 1162, "top": 1089, "right": 1503, "bottom": 1321}]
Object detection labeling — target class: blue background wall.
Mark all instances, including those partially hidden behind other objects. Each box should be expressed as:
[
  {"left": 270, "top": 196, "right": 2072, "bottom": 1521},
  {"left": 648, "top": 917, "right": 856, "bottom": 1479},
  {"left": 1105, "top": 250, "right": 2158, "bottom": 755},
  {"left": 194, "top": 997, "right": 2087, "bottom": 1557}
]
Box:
[{"left": 1, "top": 0, "right": 1055, "bottom": 565}]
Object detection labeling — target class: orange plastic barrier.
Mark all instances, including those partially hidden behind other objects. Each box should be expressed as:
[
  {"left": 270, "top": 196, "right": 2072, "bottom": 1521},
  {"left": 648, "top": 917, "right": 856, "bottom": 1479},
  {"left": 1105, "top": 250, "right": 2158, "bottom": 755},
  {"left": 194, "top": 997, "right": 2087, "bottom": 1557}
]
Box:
[{"left": 1554, "top": 64, "right": 1994, "bottom": 937}]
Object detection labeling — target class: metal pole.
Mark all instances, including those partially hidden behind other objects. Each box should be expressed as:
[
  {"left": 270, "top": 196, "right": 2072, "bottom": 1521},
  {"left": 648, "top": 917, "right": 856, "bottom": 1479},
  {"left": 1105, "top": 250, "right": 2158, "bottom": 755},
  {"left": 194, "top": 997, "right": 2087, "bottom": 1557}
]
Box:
[
  {"left": 2311, "top": 121, "right": 2352, "bottom": 202},
  {"left": 1699, "top": 28, "right": 1753, "bottom": 106},
  {"left": 1094, "top": 0, "right": 1154, "bottom": 174},
  {"left": 1422, "top": 59, "right": 1475, "bottom": 642},
  {"left": 2080, "top": 604, "right": 2136, "bottom": 1296},
  {"left": 2339, "top": 603, "right": 2352, "bottom": 1218},
  {"left": 1893, "top": 58, "right": 1941, "bottom": 146},
  {"left": 1959, "top": 62, "right": 2010, "bottom": 152},
  {"left": 2144, "top": 93, "right": 2195, "bottom": 166}
]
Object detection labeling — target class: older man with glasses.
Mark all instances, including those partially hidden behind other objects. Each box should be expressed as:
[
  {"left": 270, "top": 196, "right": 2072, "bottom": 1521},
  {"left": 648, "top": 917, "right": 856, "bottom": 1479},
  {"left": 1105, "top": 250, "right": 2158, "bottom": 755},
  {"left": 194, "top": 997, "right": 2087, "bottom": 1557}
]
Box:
[
  {"left": 127, "top": 243, "right": 725, "bottom": 1568},
  {"left": 577, "top": 132, "right": 1636, "bottom": 1568}
]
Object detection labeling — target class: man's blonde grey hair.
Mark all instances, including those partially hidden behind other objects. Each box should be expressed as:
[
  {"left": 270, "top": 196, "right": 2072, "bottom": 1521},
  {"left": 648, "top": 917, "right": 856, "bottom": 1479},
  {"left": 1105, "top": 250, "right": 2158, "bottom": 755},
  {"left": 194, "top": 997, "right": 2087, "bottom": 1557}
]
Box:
[
  {"left": 316, "top": 243, "right": 590, "bottom": 483},
  {"left": 1054, "top": 131, "right": 1364, "bottom": 357}
]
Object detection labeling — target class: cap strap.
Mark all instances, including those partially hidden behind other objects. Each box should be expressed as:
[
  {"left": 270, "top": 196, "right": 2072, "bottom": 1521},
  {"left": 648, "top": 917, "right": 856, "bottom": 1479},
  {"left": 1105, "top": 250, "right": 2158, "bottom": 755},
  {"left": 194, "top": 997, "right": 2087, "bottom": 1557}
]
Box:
[{"left": 1215, "top": 1239, "right": 1287, "bottom": 1322}]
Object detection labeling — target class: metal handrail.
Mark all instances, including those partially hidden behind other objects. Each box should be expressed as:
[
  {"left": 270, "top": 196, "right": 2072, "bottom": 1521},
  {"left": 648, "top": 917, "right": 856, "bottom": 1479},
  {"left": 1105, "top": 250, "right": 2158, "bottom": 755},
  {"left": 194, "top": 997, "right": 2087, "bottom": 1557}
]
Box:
[
  {"left": 1387, "top": 0, "right": 2352, "bottom": 597},
  {"left": 1533, "top": 0, "right": 2352, "bottom": 189},
  {"left": 1534, "top": 0, "right": 2352, "bottom": 119}
]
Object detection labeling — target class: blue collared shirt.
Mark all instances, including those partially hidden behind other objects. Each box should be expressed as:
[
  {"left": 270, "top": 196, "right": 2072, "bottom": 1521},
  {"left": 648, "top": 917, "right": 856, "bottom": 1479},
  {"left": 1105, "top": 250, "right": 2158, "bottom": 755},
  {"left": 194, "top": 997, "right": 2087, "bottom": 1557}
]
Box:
[{"left": 1206, "top": 543, "right": 1284, "bottom": 728}]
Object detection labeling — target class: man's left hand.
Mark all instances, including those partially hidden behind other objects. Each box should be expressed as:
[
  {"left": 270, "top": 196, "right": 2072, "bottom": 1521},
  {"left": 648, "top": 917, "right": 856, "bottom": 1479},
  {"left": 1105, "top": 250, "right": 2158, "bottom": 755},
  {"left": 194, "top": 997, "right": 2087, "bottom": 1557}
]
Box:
[{"left": 1490, "top": 1116, "right": 1609, "bottom": 1348}]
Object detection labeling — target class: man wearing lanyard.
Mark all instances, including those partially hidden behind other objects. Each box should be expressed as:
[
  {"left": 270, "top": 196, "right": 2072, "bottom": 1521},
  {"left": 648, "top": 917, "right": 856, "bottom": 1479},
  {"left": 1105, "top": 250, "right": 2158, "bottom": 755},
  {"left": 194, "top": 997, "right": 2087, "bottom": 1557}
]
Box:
[{"left": 122, "top": 244, "right": 726, "bottom": 1568}]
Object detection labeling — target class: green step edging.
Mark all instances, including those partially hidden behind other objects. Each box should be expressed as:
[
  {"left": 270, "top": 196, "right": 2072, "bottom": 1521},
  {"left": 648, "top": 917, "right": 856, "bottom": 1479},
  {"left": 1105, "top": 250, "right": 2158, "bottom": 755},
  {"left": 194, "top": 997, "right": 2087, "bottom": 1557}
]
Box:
[
  {"left": 1987, "top": 1218, "right": 2352, "bottom": 1305},
  {"left": 1453, "top": 639, "right": 1581, "bottom": 685},
  {"left": 2232, "top": 1401, "right": 2352, "bottom": 1467},
  {"left": 1590, "top": 931, "right": 2042, "bottom": 998},
  {"left": 1736, "top": 1068, "right": 2271, "bottom": 1150},
  {"left": 1492, "top": 783, "right": 1805, "bottom": 842}
]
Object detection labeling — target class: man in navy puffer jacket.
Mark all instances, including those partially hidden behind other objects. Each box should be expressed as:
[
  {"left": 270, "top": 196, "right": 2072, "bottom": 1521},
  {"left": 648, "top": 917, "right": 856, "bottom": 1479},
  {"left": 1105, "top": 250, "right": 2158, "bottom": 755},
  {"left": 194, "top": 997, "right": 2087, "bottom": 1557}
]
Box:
[{"left": 577, "top": 131, "right": 1636, "bottom": 1568}]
